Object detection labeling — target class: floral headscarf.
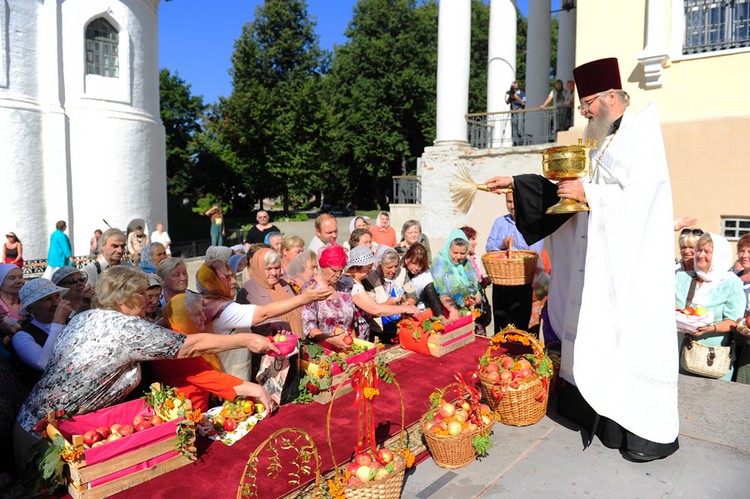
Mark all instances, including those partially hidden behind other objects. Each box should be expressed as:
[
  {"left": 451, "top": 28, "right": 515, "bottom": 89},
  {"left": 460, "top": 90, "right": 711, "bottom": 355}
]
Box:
[
  {"left": 163, "top": 293, "right": 222, "bottom": 371},
  {"left": 196, "top": 260, "right": 235, "bottom": 322},
  {"left": 431, "top": 229, "right": 478, "bottom": 304}
]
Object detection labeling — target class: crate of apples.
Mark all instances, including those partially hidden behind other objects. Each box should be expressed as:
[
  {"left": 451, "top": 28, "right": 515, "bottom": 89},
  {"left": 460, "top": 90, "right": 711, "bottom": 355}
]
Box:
[{"left": 79, "top": 413, "right": 168, "bottom": 449}]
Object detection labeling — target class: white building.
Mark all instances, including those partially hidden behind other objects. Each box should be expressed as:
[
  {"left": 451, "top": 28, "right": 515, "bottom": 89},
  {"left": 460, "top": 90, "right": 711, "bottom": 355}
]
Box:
[{"left": 0, "top": 0, "right": 167, "bottom": 259}]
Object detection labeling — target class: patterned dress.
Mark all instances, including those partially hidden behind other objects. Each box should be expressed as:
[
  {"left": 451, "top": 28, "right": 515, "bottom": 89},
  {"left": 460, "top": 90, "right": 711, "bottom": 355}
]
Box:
[
  {"left": 300, "top": 279, "right": 357, "bottom": 337},
  {"left": 16, "top": 309, "right": 185, "bottom": 433}
]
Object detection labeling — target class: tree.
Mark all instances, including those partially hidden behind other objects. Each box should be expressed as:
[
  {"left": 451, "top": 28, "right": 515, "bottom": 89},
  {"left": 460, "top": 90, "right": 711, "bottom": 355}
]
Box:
[
  {"left": 159, "top": 68, "right": 206, "bottom": 198},
  {"left": 327, "top": 0, "right": 439, "bottom": 209},
  {"left": 221, "top": 0, "right": 335, "bottom": 213}
]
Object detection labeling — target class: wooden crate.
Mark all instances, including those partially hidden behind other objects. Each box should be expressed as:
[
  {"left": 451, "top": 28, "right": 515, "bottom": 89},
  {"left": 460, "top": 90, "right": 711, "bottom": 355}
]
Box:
[
  {"left": 46, "top": 400, "right": 194, "bottom": 499},
  {"left": 300, "top": 338, "right": 377, "bottom": 404},
  {"left": 427, "top": 322, "right": 475, "bottom": 358}
]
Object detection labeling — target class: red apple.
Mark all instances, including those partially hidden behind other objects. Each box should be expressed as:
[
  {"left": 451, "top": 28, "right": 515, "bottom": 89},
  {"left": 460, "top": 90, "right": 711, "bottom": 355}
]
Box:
[
  {"left": 438, "top": 402, "right": 456, "bottom": 419},
  {"left": 107, "top": 433, "right": 123, "bottom": 442},
  {"left": 223, "top": 418, "right": 237, "bottom": 432},
  {"left": 501, "top": 357, "right": 514, "bottom": 369},
  {"left": 347, "top": 476, "right": 361, "bottom": 485},
  {"left": 447, "top": 421, "right": 463, "bottom": 436},
  {"left": 369, "top": 461, "right": 380, "bottom": 471},
  {"left": 485, "top": 371, "right": 500, "bottom": 382},
  {"left": 486, "top": 362, "right": 500, "bottom": 372},
  {"left": 354, "top": 452, "right": 372, "bottom": 467},
  {"left": 109, "top": 423, "right": 123, "bottom": 434},
  {"left": 683, "top": 306, "right": 695, "bottom": 316},
  {"left": 508, "top": 381, "right": 520, "bottom": 389},
  {"left": 454, "top": 409, "right": 468, "bottom": 423},
  {"left": 517, "top": 359, "right": 532, "bottom": 369},
  {"left": 119, "top": 425, "right": 135, "bottom": 436},
  {"left": 424, "top": 421, "right": 436, "bottom": 432},
  {"left": 346, "top": 461, "right": 360, "bottom": 474},
  {"left": 500, "top": 370, "right": 513, "bottom": 382},
  {"left": 132, "top": 415, "right": 148, "bottom": 427},
  {"left": 376, "top": 448, "right": 394, "bottom": 465},
  {"left": 82, "top": 430, "right": 101, "bottom": 446},
  {"left": 149, "top": 416, "right": 164, "bottom": 426},
  {"left": 135, "top": 421, "right": 152, "bottom": 432},
  {"left": 479, "top": 403, "right": 491, "bottom": 413},
  {"left": 343, "top": 335, "right": 354, "bottom": 346},
  {"left": 374, "top": 468, "right": 390, "bottom": 481},
  {"left": 519, "top": 367, "right": 533, "bottom": 378},
  {"left": 95, "top": 427, "right": 111, "bottom": 439}
]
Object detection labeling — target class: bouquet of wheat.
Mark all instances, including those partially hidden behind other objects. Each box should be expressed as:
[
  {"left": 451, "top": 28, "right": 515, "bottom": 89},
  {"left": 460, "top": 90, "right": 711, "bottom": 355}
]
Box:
[{"left": 448, "top": 163, "right": 511, "bottom": 214}]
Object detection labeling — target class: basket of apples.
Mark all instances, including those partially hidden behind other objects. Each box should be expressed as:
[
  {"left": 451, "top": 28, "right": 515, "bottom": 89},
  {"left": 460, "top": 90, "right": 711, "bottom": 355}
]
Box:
[
  {"left": 325, "top": 362, "right": 412, "bottom": 499},
  {"left": 476, "top": 325, "right": 553, "bottom": 427},
  {"left": 420, "top": 374, "right": 496, "bottom": 469}
]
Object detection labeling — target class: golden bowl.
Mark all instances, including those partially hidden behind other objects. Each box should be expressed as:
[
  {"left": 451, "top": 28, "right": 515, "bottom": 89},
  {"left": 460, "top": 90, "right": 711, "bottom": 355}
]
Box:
[{"left": 541, "top": 145, "right": 590, "bottom": 180}]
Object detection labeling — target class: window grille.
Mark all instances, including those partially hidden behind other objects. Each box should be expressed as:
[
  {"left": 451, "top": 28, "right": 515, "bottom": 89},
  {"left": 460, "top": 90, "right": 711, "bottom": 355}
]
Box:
[
  {"left": 684, "top": 0, "right": 750, "bottom": 54},
  {"left": 722, "top": 216, "right": 750, "bottom": 240},
  {"left": 85, "top": 18, "right": 119, "bottom": 77}
]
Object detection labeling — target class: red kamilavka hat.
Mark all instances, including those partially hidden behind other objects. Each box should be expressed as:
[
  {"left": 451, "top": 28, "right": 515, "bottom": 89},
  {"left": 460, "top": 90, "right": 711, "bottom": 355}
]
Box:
[{"left": 573, "top": 57, "right": 622, "bottom": 99}]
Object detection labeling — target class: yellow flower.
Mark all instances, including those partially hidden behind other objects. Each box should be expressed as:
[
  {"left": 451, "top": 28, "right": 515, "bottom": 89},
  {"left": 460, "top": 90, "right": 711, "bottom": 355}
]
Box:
[
  {"left": 327, "top": 478, "right": 346, "bottom": 499},
  {"left": 402, "top": 448, "right": 416, "bottom": 468},
  {"left": 363, "top": 387, "right": 380, "bottom": 400}
]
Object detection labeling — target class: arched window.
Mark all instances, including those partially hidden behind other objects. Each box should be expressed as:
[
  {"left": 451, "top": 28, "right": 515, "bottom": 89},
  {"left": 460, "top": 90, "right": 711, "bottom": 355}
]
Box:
[{"left": 85, "top": 18, "right": 119, "bottom": 77}]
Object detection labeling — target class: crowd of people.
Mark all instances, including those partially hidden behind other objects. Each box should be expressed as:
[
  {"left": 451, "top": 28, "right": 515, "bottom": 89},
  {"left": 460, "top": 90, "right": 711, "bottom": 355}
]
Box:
[{"left": 1, "top": 57, "right": 749, "bottom": 485}]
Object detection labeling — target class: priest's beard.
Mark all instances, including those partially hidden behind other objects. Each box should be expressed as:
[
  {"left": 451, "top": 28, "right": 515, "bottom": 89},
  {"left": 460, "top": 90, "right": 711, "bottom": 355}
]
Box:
[{"left": 583, "top": 105, "right": 613, "bottom": 147}]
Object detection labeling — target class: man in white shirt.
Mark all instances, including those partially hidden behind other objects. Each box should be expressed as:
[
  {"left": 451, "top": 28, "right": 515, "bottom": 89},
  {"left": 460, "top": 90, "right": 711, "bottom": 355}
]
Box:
[
  {"left": 308, "top": 214, "right": 338, "bottom": 256},
  {"left": 82, "top": 228, "right": 132, "bottom": 288},
  {"left": 150, "top": 223, "right": 172, "bottom": 256}
]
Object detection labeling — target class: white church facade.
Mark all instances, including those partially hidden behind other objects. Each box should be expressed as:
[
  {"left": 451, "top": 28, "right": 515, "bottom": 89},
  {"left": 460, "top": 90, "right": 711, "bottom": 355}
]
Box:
[{"left": 0, "top": 0, "right": 167, "bottom": 259}]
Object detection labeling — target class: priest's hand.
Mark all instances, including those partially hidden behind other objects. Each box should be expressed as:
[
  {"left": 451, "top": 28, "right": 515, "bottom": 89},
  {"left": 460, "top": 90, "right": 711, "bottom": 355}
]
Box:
[
  {"left": 557, "top": 179, "right": 586, "bottom": 204},
  {"left": 484, "top": 176, "right": 514, "bottom": 193}
]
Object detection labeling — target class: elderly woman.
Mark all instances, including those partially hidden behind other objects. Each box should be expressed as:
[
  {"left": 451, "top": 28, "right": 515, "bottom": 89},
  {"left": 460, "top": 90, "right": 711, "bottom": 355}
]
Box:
[
  {"left": 3, "top": 232, "right": 23, "bottom": 267},
  {"left": 144, "top": 274, "right": 163, "bottom": 323},
  {"left": 51, "top": 267, "right": 93, "bottom": 315},
  {"left": 139, "top": 242, "right": 168, "bottom": 274},
  {"left": 676, "top": 228, "right": 703, "bottom": 273},
  {"left": 157, "top": 257, "right": 190, "bottom": 306},
  {"left": 196, "top": 259, "right": 329, "bottom": 381},
  {"left": 13, "top": 266, "right": 282, "bottom": 470},
  {"left": 11, "top": 279, "right": 73, "bottom": 388},
  {"left": 370, "top": 212, "right": 397, "bottom": 248},
  {"left": 732, "top": 234, "right": 750, "bottom": 384},
  {"left": 403, "top": 243, "right": 444, "bottom": 317},
  {"left": 348, "top": 216, "right": 370, "bottom": 234},
  {"left": 0, "top": 265, "right": 24, "bottom": 353},
  {"left": 396, "top": 221, "right": 431, "bottom": 261},
  {"left": 280, "top": 235, "right": 305, "bottom": 275},
  {"left": 431, "top": 229, "right": 481, "bottom": 321},
  {"left": 301, "top": 245, "right": 358, "bottom": 349},
  {"left": 342, "top": 246, "right": 419, "bottom": 341},
  {"left": 151, "top": 293, "right": 276, "bottom": 411},
  {"left": 363, "top": 247, "right": 417, "bottom": 341},
  {"left": 264, "top": 232, "right": 283, "bottom": 253},
  {"left": 675, "top": 232, "right": 745, "bottom": 381},
  {"left": 285, "top": 250, "right": 319, "bottom": 294}
]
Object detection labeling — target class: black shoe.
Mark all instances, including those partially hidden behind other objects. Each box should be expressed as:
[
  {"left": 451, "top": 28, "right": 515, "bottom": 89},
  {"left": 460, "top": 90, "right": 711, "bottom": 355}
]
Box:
[{"left": 626, "top": 450, "right": 664, "bottom": 462}]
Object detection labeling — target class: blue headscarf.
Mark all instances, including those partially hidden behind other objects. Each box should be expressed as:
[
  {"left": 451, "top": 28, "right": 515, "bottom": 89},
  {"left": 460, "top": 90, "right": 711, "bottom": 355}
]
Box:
[
  {"left": 139, "top": 243, "right": 159, "bottom": 274},
  {"left": 263, "top": 231, "right": 281, "bottom": 245},
  {"left": 431, "top": 229, "right": 478, "bottom": 303},
  {"left": 228, "top": 253, "right": 246, "bottom": 273}
]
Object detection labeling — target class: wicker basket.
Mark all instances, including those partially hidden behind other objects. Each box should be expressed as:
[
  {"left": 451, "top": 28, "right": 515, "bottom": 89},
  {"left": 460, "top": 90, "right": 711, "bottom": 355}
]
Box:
[
  {"left": 482, "top": 236, "right": 538, "bottom": 286},
  {"left": 326, "top": 364, "right": 406, "bottom": 499},
  {"left": 477, "top": 326, "right": 552, "bottom": 427},
  {"left": 421, "top": 411, "right": 496, "bottom": 469}
]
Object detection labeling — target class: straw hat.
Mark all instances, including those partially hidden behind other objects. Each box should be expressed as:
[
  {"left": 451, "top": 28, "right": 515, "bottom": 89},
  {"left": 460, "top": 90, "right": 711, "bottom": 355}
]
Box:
[{"left": 20, "top": 278, "right": 68, "bottom": 315}]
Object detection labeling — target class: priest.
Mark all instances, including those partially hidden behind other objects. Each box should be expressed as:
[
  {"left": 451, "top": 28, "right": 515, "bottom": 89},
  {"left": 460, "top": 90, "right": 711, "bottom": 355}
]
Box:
[{"left": 484, "top": 58, "right": 679, "bottom": 461}]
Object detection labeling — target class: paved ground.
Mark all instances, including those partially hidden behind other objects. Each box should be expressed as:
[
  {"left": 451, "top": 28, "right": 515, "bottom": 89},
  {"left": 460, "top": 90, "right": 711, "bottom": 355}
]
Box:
[{"left": 402, "top": 374, "right": 750, "bottom": 499}]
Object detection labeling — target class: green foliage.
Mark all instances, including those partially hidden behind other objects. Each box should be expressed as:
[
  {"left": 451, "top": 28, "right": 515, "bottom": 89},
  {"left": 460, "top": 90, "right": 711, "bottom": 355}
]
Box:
[
  {"left": 472, "top": 433, "right": 493, "bottom": 457},
  {"left": 516, "top": 10, "right": 527, "bottom": 89},
  {"left": 275, "top": 213, "right": 308, "bottom": 222},
  {"left": 191, "top": 193, "right": 231, "bottom": 215}
]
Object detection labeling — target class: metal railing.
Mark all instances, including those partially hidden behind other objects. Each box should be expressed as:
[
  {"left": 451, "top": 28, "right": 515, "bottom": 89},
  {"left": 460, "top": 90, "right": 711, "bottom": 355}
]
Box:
[
  {"left": 392, "top": 176, "right": 421, "bottom": 204},
  {"left": 684, "top": 0, "right": 750, "bottom": 54},
  {"left": 466, "top": 105, "right": 573, "bottom": 149}
]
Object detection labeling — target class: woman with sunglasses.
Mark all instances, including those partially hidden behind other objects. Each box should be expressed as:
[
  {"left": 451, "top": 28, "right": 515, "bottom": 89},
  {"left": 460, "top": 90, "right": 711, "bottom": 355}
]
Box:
[
  {"left": 676, "top": 228, "right": 704, "bottom": 274},
  {"left": 51, "top": 267, "right": 93, "bottom": 315}
]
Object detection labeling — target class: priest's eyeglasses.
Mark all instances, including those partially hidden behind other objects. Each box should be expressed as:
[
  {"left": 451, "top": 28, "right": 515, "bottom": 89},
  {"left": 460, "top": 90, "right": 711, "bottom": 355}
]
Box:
[{"left": 577, "top": 90, "right": 608, "bottom": 111}]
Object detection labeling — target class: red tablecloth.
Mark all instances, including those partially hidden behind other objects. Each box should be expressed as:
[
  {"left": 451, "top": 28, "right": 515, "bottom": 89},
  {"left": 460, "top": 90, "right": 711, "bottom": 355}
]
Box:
[{"left": 111, "top": 338, "right": 492, "bottom": 499}]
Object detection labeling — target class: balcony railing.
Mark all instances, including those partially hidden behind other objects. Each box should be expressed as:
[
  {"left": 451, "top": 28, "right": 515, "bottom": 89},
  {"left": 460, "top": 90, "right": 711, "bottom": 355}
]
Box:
[
  {"left": 392, "top": 175, "right": 421, "bottom": 204},
  {"left": 466, "top": 106, "right": 573, "bottom": 149}
]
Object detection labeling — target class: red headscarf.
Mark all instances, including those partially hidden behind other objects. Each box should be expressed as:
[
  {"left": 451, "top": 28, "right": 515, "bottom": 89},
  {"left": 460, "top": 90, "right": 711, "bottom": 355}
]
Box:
[{"left": 318, "top": 244, "right": 347, "bottom": 269}]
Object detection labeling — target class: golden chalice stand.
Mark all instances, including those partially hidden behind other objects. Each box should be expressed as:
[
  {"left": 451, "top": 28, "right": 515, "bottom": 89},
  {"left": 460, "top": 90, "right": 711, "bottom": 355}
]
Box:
[{"left": 540, "top": 139, "right": 596, "bottom": 214}]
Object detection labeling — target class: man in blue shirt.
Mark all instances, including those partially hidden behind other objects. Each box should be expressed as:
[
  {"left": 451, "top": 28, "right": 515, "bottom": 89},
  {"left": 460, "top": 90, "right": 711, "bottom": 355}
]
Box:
[{"left": 486, "top": 192, "right": 542, "bottom": 332}]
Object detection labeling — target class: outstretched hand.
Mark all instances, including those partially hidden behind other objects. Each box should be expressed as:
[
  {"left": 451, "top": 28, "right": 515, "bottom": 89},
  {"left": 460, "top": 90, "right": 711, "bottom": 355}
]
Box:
[{"left": 483, "top": 176, "right": 513, "bottom": 193}]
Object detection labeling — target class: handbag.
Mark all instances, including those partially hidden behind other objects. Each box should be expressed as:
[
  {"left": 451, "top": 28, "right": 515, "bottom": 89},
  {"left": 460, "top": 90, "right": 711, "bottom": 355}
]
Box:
[
  {"left": 680, "top": 336, "right": 731, "bottom": 379},
  {"left": 475, "top": 287, "right": 492, "bottom": 328},
  {"left": 678, "top": 276, "right": 731, "bottom": 379}
]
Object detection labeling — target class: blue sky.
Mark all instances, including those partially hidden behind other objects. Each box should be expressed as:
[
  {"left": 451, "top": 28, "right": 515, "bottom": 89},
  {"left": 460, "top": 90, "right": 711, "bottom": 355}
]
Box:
[{"left": 159, "top": 0, "right": 542, "bottom": 105}]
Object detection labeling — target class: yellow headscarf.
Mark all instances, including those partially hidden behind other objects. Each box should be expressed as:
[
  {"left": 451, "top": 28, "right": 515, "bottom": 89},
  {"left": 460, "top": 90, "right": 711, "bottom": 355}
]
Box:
[{"left": 163, "top": 293, "right": 223, "bottom": 371}]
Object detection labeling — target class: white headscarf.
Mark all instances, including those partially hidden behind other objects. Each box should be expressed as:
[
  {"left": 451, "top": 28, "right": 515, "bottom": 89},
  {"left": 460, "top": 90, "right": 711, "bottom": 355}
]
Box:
[{"left": 694, "top": 232, "right": 734, "bottom": 283}]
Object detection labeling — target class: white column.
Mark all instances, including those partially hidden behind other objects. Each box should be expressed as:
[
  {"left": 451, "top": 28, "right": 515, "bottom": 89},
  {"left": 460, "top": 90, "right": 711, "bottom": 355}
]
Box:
[
  {"left": 525, "top": 0, "right": 551, "bottom": 141},
  {"left": 435, "top": 0, "right": 471, "bottom": 145},
  {"left": 487, "top": 0, "right": 517, "bottom": 147},
  {"left": 556, "top": 5, "right": 576, "bottom": 85},
  {"left": 638, "top": 0, "right": 670, "bottom": 89}
]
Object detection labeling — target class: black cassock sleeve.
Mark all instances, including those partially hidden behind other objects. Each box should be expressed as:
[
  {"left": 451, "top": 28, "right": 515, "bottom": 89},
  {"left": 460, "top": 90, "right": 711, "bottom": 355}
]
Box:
[{"left": 512, "top": 174, "right": 575, "bottom": 245}]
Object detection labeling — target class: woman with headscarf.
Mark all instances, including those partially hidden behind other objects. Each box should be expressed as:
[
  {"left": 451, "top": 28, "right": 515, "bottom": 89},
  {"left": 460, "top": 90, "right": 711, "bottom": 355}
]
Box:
[
  {"left": 196, "top": 259, "right": 330, "bottom": 380},
  {"left": 0, "top": 264, "right": 24, "bottom": 356},
  {"left": 431, "top": 229, "right": 481, "bottom": 321},
  {"left": 300, "top": 245, "right": 356, "bottom": 349},
  {"left": 151, "top": 293, "right": 276, "bottom": 411},
  {"left": 139, "top": 242, "right": 168, "bottom": 274},
  {"left": 675, "top": 232, "right": 745, "bottom": 380}
]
